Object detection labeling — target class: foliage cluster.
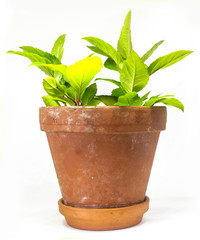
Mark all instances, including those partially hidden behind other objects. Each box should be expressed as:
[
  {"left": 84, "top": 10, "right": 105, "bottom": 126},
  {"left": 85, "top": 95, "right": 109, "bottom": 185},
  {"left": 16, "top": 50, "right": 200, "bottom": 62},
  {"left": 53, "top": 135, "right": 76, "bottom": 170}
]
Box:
[{"left": 8, "top": 10, "right": 193, "bottom": 111}]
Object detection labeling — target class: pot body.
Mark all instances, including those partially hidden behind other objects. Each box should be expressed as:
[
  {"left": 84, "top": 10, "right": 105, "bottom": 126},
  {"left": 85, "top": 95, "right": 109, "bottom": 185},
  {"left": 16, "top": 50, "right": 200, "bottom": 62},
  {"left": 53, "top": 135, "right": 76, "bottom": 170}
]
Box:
[{"left": 40, "top": 106, "right": 166, "bottom": 209}]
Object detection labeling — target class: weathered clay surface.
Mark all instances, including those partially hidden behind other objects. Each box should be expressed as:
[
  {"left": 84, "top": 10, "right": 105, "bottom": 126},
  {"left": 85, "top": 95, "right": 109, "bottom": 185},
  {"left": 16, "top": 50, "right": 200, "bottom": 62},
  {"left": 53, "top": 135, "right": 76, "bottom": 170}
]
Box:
[{"left": 39, "top": 106, "right": 166, "bottom": 208}]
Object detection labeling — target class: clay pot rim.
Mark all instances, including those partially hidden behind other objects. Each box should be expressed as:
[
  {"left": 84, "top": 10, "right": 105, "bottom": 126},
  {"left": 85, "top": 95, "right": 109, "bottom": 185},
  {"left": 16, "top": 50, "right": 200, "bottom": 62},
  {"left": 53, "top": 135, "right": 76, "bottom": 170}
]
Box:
[
  {"left": 40, "top": 105, "right": 167, "bottom": 132},
  {"left": 40, "top": 106, "right": 166, "bottom": 109}
]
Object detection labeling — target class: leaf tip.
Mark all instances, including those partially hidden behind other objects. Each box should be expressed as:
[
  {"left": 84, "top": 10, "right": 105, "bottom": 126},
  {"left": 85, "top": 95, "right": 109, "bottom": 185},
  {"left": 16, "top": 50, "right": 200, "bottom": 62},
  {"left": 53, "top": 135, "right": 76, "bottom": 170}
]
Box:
[
  {"left": 82, "top": 36, "right": 94, "bottom": 41},
  {"left": 81, "top": 37, "right": 88, "bottom": 40},
  {"left": 59, "top": 33, "right": 66, "bottom": 41},
  {"left": 6, "top": 50, "right": 17, "bottom": 54}
]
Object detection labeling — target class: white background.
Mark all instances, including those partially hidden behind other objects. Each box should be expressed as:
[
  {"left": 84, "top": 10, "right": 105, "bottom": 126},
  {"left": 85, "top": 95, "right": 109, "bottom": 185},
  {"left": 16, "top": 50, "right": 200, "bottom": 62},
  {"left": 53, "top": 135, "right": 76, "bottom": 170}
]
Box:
[{"left": 0, "top": 0, "right": 200, "bottom": 239}]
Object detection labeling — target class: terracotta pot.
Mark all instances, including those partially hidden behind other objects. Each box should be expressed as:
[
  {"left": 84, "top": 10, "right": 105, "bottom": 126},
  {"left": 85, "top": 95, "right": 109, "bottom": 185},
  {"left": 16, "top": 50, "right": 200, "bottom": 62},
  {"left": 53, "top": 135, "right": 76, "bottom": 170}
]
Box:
[{"left": 39, "top": 106, "right": 167, "bottom": 230}]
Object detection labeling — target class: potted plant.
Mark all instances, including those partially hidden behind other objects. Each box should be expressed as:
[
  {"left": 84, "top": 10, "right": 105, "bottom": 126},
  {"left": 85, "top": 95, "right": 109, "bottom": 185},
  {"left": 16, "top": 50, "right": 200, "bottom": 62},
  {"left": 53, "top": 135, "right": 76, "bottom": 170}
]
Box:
[{"left": 7, "top": 10, "right": 192, "bottom": 231}]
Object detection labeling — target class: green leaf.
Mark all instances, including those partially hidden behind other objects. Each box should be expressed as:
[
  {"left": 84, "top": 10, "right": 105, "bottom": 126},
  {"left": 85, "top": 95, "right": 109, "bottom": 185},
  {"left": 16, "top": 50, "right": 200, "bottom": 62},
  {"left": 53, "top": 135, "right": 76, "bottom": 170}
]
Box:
[
  {"left": 144, "top": 94, "right": 175, "bottom": 106},
  {"left": 53, "top": 96, "right": 75, "bottom": 106},
  {"left": 158, "top": 98, "right": 184, "bottom": 111},
  {"left": 7, "top": 51, "right": 50, "bottom": 64},
  {"left": 120, "top": 50, "right": 135, "bottom": 93},
  {"left": 111, "top": 88, "right": 125, "bottom": 97},
  {"left": 30, "top": 62, "right": 68, "bottom": 85},
  {"left": 97, "top": 95, "right": 118, "bottom": 106},
  {"left": 43, "top": 77, "right": 64, "bottom": 97},
  {"left": 20, "top": 47, "right": 61, "bottom": 80},
  {"left": 132, "top": 51, "right": 149, "bottom": 92},
  {"left": 104, "top": 58, "right": 121, "bottom": 72},
  {"left": 31, "top": 62, "right": 67, "bottom": 77},
  {"left": 87, "top": 98, "right": 101, "bottom": 106},
  {"left": 115, "top": 92, "right": 143, "bottom": 106},
  {"left": 144, "top": 94, "right": 184, "bottom": 111},
  {"left": 141, "top": 40, "right": 164, "bottom": 62},
  {"left": 42, "top": 95, "right": 60, "bottom": 106},
  {"left": 65, "top": 56, "right": 102, "bottom": 100},
  {"left": 42, "top": 95, "right": 74, "bottom": 106},
  {"left": 141, "top": 91, "right": 151, "bottom": 101},
  {"left": 120, "top": 50, "right": 149, "bottom": 93},
  {"left": 42, "top": 77, "right": 76, "bottom": 105},
  {"left": 87, "top": 46, "right": 109, "bottom": 57},
  {"left": 148, "top": 50, "right": 193, "bottom": 75},
  {"left": 117, "top": 10, "right": 132, "bottom": 59},
  {"left": 54, "top": 71, "right": 63, "bottom": 82},
  {"left": 7, "top": 51, "right": 54, "bottom": 76},
  {"left": 64, "top": 86, "right": 75, "bottom": 100},
  {"left": 95, "top": 78, "right": 122, "bottom": 88},
  {"left": 88, "top": 53, "right": 94, "bottom": 57},
  {"left": 51, "top": 34, "right": 66, "bottom": 61},
  {"left": 82, "top": 37, "right": 123, "bottom": 69},
  {"left": 81, "top": 83, "right": 97, "bottom": 106},
  {"left": 19, "top": 46, "right": 60, "bottom": 64}
]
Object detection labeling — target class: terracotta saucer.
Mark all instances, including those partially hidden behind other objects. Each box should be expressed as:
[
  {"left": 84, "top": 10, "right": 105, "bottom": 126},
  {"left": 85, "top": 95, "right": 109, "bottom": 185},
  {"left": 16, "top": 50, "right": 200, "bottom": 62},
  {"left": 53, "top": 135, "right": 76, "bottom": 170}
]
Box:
[{"left": 58, "top": 196, "right": 149, "bottom": 230}]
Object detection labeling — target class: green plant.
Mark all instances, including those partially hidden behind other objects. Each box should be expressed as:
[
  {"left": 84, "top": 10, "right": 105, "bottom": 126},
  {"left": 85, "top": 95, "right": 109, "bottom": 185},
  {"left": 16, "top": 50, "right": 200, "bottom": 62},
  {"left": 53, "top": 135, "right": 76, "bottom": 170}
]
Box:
[
  {"left": 7, "top": 10, "right": 192, "bottom": 110},
  {"left": 7, "top": 34, "right": 103, "bottom": 106},
  {"left": 82, "top": 10, "right": 193, "bottom": 111}
]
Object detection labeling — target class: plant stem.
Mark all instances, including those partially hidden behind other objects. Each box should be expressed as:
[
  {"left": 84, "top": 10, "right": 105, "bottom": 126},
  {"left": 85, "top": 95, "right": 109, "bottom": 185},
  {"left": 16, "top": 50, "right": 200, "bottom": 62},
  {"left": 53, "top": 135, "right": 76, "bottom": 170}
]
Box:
[
  {"left": 43, "top": 78, "right": 77, "bottom": 105},
  {"left": 76, "top": 93, "right": 80, "bottom": 106},
  {"left": 44, "top": 66, "right": 54, "bottom": 78}
]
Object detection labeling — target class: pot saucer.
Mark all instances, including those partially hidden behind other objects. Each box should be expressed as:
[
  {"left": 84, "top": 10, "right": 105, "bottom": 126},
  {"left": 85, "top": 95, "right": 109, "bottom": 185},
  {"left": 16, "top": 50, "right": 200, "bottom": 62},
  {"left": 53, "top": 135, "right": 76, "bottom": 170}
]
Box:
[{"left": 58, "top": 196, "right": 149, "bottom": 230}]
